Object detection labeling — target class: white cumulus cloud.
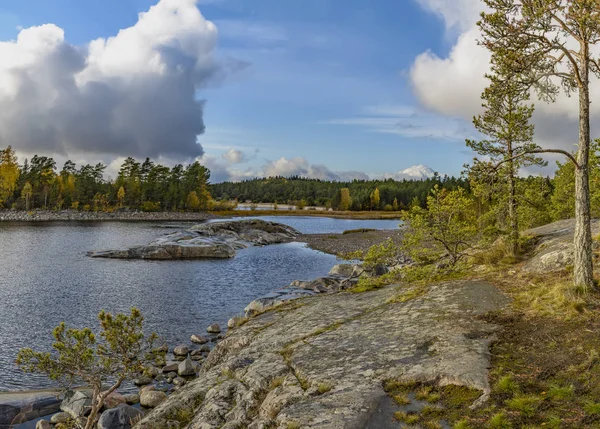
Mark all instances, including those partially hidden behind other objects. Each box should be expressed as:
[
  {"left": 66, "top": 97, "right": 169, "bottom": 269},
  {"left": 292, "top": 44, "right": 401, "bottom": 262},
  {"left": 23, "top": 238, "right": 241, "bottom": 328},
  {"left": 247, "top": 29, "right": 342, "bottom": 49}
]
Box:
[{"left": 0, "top": 0, "right": 238, "bottom": 160}]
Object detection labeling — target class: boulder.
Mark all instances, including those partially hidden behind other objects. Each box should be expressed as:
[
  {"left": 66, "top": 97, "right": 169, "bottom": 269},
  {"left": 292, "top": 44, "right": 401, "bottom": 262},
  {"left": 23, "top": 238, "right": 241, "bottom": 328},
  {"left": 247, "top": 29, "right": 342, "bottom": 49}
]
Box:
[
  {"left": 228, "top": 316, "right": 246, "bottom": 329},
  {"left": 178, "top": 357, "right": 196, "bottom": 377},
  {"left": 162, "top": 363, "right": 179, "bottom": 373},
  {"left": 173, "top": 345, "right": 189, "bottom": 356},
  {"left": 35, "top": 420, "right": 51, "bottom": 429},
  {"left": 140, "top": 390, "right": 167, "bottom": 409},
  {"left": 206, "top": 323, "right": 221, "bottom": 334},
  {"left": 328, "top": 264, "right": 364, "bottom": 278},
  {"left": 50, "top": 412, "right": 71, "bottom": 424},
  {"left": 98, "top": 404, "right": 143, "bottom": 429},
  {"left": 198, "top": 344, "right": 211, "bottom": 353},
  {"left": 133, "top": 375, "right": 152, "bottom": 386},
  {"left": 104, "top": 392, "right": 127, "bottom": 409},
  {"left": 190, "top": 334, "right": 209, "bottom": 344},
  {"left": 60, "top": 391, "right": 92, "bottom": 418},
  {"left": 145, "top": 366, "right": 160, "bottom": 378},
  {"left": 123, "top": 394, "right": 140, "bottom": 405}
]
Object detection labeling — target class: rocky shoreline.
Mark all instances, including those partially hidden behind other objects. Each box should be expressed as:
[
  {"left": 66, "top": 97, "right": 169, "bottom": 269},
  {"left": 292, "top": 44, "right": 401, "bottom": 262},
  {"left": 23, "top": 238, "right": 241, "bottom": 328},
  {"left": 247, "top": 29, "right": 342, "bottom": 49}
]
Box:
[
  {"left": 299, "top": 228, "right": 404, "bottom": 256},
  {"left": 0, "top": 210, "right": 213, "bottom": 223}
]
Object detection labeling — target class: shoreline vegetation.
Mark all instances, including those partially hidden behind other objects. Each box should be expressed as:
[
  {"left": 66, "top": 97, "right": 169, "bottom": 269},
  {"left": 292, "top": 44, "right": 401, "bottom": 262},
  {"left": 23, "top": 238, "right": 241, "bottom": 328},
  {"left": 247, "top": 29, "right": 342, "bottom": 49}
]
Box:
[{"left": 0, "top": 209, "right": 402, "bottom": 222}]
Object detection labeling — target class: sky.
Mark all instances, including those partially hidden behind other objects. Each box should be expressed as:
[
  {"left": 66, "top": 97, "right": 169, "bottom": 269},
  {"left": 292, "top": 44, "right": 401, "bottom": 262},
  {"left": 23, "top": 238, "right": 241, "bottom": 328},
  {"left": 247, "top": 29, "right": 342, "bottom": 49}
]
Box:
[{"left": 0, "top": 0, "right": 585, "bottom": 182}]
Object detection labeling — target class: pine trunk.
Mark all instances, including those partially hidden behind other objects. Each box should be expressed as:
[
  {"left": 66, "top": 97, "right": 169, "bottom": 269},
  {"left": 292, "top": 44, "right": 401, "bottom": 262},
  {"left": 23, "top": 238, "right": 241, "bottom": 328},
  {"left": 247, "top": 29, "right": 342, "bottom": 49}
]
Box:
[
  {"left": 507, "top": 142, "right": 518, "bottom": 256},
  {"left": 573, "top": 47, "right": 594, "bottom": 290}
]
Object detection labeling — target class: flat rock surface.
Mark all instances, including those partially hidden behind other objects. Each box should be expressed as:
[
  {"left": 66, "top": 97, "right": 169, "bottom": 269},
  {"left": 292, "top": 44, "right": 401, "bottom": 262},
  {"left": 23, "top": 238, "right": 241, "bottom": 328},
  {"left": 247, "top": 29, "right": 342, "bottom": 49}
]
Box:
[
  {"left": 135, "top": 279, "right": 510, "bottom": 429},
  {"left": 523, "top": 219, "right": 600, "bottom": 273}
]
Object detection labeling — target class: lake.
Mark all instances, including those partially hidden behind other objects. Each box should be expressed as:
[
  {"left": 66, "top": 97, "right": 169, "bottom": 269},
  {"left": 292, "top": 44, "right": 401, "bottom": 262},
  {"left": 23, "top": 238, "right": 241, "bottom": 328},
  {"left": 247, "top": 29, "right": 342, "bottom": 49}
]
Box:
[{"left": 0, "top": 216, "right": 400, "bottom": 392}]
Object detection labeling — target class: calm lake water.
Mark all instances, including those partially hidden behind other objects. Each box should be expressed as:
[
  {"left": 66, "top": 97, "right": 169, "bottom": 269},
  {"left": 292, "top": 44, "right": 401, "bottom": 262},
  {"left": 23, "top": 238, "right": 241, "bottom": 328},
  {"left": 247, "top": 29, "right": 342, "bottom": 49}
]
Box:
[{"left": 0, "top": 216, "right": 400, "bottom": 392}]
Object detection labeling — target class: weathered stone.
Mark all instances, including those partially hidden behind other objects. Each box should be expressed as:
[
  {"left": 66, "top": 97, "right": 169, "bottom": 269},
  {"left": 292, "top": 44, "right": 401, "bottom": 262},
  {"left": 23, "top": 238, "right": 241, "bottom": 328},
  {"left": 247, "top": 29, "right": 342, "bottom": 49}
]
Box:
[
  {"left": 60, "top": 391, "right": 92, "bottom": 418},
  {"left": 206, "top": 323, "right": 221, "bottom": 334},
  {"left": 178, "top": 357, "right": 196, "bottom": 377},
  {"left": 198, "top": 345, "right": 211, "bottom": 353},
  {"left": 227, "top": 316, "right": 246, "bottom": 329},
  {"left": 328, "top": 264, "right": 364, "bottom": 278},
  {"left": 140, "top": 390, "right": 167, "bottom": 409},
  {"left": 191, "top": 334, "right": 209, "bottom": 344},
  {"left": 173, "top": 345, "right": 189, "bottom": 357},
  {"left": 98, "top": 404, "right": 143, "bottom": 429},
  {"left": 35, "top": 420, "right": 51, "bottom": 429},
  {"left": 136, "top": 280, "right": 510, "bottom": 428}
]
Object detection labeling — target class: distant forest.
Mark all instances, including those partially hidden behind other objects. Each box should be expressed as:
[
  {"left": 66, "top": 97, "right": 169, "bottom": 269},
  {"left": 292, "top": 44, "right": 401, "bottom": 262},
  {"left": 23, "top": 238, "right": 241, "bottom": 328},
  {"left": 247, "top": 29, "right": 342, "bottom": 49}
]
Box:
[{"left": 211, "top": 175, "right": 468, "bottom": 211}]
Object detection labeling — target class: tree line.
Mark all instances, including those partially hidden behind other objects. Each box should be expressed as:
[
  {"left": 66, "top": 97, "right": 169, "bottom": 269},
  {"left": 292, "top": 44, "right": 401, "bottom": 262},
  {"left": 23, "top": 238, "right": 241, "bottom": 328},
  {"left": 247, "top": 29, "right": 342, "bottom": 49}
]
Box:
[
  {"left": 211, "top": 175, "right": 468, "bottom": 211},
  {"left": 0, "top": 148, "right": 217, "bottom": 212}
]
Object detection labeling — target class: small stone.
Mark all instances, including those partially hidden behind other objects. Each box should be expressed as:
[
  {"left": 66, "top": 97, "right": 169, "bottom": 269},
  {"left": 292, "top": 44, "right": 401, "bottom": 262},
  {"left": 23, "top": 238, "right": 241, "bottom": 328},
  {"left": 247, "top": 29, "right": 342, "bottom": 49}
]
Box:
[
  {"left": 178, "top": 356, "right": 196, "bottom": 377},
  {"left": 140, "top": 390, "right": 167, "bottom": 408},
  {"left": 173, "top": 377, "right": 186, "bottom": 386},
  {"left": 190, "top": 334, "right": 209, "bottom": 344},
  {"left": 173, "top": 345, "right": 189, "bottom": 356},
  {"left": 206, "top": 323, "right": 221, "bottom": 334},
  {"left": 167, "top": 371, "right": 177, "bottom": 379},
  {"left": 199, "top": 344, "right": 211, "bottom": 353},
  {"left": 191, "top": 354, "right": 204, "bottom": 362},
  {"left": 35, "top": 420, "right": 51, "bottom": 429}
]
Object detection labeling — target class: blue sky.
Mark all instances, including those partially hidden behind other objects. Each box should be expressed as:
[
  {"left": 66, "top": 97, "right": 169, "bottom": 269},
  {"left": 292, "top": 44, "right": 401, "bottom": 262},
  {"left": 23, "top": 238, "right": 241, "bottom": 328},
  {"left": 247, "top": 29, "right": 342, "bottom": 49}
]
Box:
[{"left": 0, "top": 0, "right": 477, "bottom": 181}]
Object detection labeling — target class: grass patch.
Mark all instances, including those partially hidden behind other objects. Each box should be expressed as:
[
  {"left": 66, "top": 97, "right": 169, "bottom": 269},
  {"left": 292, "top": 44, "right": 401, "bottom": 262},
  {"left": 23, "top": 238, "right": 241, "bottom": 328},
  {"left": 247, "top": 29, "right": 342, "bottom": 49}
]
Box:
[
  {"left": 392, "top": 393, "right": 411, "bottom": 406},
  {"left": 394, "top": 411, "right": 420, "bottom": 425},
  {"left": 349, "top": 271, "right": 400, "bottom": 293},
  {"left": 270, "top": 376, "right": 285, "bottom": 390}
]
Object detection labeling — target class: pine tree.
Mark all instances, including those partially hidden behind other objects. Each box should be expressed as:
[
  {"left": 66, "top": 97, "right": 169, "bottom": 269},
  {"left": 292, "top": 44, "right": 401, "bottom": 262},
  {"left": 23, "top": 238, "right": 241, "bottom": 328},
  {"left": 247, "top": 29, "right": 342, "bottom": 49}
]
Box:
[
  {"left": 480, "top": 0, "right": 600, "bottom": 290},
  {"left": 467, "top": 67, "right": 545, "bottom": 255}
]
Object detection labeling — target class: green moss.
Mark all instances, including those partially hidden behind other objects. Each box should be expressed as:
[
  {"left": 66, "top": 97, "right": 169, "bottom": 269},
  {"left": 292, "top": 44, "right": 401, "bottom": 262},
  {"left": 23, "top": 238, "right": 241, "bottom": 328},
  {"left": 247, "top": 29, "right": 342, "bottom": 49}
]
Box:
[
  {"left": 487, "top": 412, "right": 512, "bottom": 428},
  {"left": 547, "top": 383, "right": 574, "bottom": 401},
  {"left": 286, "top": 421, "right": 301, "bottom": 429},
  {"left": 453, "top": 419, "right": 472, "bottom": 429},
  {"left": 495, "top": 375, "right": 519, "bottom": 395},
  {"left": 317, "top": 383, "right": 332, "bottom": 394},
  {"left": 584, "top": 401, "right": 600, "bottom": 415},
  {"left": 504, "top": 394, "right": 542, "bottom": 418}
]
